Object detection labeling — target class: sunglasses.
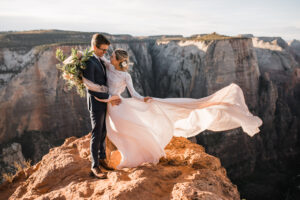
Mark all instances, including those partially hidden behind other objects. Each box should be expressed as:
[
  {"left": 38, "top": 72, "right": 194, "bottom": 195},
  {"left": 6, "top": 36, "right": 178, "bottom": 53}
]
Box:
[{"left": 97, "top": 47, "right": 108, "bottom": 52}]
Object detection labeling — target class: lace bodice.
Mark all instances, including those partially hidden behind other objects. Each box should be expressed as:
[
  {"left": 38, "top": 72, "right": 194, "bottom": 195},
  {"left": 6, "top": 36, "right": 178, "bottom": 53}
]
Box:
[{"left": 103, "top": 58, "right": 144, "bottom": 101}]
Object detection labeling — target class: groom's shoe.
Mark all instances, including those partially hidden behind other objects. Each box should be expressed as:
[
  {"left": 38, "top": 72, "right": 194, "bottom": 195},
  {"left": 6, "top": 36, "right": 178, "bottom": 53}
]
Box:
[
  {"left": 90, "top": 167, "right": 107, "bottom": 179},
  {"left": 99, "top": 159, "right": 114, "bottom": 171}
]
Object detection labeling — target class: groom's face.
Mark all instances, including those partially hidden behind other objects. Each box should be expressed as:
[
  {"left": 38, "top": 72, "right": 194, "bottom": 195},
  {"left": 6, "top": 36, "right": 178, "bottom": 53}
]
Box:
[{"left": 94, "top": 44, "right": 109, "bottom": 57}]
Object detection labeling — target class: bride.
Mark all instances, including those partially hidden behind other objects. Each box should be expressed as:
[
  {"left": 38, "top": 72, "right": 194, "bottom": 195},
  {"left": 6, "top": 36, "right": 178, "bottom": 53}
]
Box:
[{"left": 83, "top": 48, "right": 263, "bottom": 169}]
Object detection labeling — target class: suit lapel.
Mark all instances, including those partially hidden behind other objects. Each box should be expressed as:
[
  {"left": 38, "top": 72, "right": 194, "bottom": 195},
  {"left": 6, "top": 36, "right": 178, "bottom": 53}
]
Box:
[{"left": 92, "top": 55, "right": 106, "bottom": 77}]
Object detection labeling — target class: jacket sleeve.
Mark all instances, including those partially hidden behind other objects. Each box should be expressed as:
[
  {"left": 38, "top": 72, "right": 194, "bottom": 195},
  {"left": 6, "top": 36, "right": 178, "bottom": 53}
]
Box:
[{"left": 83, "top": 60, "right": 110, "bottom": 99}]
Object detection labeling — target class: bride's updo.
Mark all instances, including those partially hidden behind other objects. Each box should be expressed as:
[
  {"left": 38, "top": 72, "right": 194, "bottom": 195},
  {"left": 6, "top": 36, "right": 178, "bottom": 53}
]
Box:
[{"left": 114, "top": 49, "right": 129, "bottom": 70}]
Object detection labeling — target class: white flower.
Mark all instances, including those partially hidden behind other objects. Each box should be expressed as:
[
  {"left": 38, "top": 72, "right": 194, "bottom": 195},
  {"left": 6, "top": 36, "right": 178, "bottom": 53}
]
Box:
[{"left": 121, "top": 61, "right": 128, "bottom": 68}]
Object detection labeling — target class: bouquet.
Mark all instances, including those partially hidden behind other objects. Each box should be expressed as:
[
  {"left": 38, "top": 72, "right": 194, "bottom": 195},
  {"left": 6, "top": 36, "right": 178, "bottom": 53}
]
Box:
[{"left": 56, "top": 48, "right": 93, "bottom": 97}]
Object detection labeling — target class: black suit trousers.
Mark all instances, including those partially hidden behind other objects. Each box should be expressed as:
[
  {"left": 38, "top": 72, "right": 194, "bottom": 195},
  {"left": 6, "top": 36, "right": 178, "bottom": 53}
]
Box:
[{"left": 90, "top": 109, "right": 107, "bottom": 168}]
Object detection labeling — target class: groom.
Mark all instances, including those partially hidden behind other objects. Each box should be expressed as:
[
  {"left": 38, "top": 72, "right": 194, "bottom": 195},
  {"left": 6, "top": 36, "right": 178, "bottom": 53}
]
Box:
[{"left": 83, "top": 33, "right": 121, "bottom": 179}]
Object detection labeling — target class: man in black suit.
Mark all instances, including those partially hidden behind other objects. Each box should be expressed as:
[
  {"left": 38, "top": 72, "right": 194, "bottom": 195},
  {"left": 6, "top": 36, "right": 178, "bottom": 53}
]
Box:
[{"left": 83, "top": 34, "right": 121, "bottom": 179}]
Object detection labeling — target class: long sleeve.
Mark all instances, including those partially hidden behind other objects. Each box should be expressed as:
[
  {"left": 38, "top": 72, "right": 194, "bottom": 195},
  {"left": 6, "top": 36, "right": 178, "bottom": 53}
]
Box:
[
  {"left": 125, "top": 73, "right": 144, "bottom": 101},
  {"left": 82, "top": 77, "right": 108, "bottom": 93},
  {"left": 83, "top": 60, "right": 109, "bottom": 99}
]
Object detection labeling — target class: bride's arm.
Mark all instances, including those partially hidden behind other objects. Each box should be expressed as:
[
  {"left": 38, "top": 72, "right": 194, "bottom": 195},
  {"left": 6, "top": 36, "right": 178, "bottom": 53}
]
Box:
[
  {"left": 82, "top": 77, "right": 113, "bottom": 103},
  {"left": 125, "top": 73, "right": 151, "bottom": 102},
  {"left": 82, "top": 77, "right": 108, "bottom": 93}
]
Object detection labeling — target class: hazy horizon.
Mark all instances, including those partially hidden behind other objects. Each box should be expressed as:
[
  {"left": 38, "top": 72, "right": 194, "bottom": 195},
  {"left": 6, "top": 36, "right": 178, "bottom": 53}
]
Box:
[{"left": 1, "top": 0, "right": 299, "bottom": 41}]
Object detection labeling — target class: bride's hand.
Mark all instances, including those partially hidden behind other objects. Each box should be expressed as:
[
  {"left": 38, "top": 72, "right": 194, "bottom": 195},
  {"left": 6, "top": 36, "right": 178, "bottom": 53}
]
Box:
[{"left": 144, "top": 96, "right": 152, "bottom": 102}]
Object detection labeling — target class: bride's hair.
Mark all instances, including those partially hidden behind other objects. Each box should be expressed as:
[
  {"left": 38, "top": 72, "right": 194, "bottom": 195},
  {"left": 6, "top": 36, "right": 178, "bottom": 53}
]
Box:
[{"left": 114, "top": 49, "right": 129, "bottom": 69}]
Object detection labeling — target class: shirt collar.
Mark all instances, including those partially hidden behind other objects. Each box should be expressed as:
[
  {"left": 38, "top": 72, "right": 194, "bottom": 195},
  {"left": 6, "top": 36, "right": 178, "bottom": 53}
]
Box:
[
  {"left": 93, "top": 53, "right": 106, "bottom": 63},
  {"left": 93, "top": 53, "right": 100, "bottom": 61}
]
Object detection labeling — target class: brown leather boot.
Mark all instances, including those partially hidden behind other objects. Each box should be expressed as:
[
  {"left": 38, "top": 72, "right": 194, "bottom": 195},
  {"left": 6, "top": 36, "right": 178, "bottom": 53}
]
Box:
[{"left": 91, "top": 167, "right": 107, "bottom": 179}]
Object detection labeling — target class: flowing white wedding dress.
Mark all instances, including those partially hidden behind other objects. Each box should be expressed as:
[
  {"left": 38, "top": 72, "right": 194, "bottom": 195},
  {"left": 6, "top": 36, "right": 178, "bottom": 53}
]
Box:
[{"left": 84, "top": 61, "right": 263, "bottom": 169}]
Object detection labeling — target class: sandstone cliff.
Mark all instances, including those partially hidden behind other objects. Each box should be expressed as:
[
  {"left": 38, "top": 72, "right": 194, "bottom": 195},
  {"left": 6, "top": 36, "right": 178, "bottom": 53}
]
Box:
[{"left": 0, "top": 135, "right": 240, "bottom": 200}]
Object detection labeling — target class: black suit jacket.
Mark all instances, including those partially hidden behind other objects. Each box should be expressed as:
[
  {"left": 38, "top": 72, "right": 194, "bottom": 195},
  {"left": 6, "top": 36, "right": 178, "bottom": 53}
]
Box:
[{"left": 83, "top": 55, "right": 109, "bottom": 111}]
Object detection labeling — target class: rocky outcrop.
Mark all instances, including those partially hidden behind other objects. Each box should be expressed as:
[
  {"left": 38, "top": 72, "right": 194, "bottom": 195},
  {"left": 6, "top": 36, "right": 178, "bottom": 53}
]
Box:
[
  {"left": 0, "top": 135, "right": 240, "bottom": 200},
  {"left": 0, "top": 143, "right": 26, "bottom": 181},
  {"left": 2, "top": 143, "right": 25, "bottom": 167}
]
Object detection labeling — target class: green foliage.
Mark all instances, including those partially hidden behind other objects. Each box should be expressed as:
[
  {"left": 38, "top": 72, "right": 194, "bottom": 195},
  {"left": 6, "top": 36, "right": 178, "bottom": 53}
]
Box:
[
  {"left": 56, "top": 48, "right": 65, "bottom": 62},
  {"left": 194, "top": 32, "right": 232, "bottom": 41},
  {"left": 55, "top": 48, "right": 93, "bottom": 97},
  {"left": 157, "top": 32, "right": 241, "bottom": 43}
]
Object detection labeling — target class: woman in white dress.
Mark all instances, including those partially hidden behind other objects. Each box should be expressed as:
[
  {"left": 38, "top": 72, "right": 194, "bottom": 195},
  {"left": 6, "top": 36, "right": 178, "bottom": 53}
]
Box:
[{"left": 83, "top": 49, "right": 263, "bottom": 169}]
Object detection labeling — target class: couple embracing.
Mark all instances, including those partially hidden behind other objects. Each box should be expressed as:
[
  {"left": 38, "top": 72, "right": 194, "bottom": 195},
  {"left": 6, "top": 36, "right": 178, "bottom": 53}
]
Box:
[
  {"left": 83, "top": 34, "right": 151, "bottom": 178},
  {"left": 83, "top": 33, "right": 262, "bottom": 179}
]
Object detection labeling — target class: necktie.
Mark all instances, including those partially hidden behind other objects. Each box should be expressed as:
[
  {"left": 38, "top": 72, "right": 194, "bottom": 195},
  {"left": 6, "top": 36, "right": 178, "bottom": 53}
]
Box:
[{"left": 95, "top": 55, "right": 106, "bottom": 76}]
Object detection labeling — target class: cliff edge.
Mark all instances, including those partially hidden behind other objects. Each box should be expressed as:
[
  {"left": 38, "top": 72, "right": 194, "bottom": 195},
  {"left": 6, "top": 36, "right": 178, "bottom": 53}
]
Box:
[{"left": 0, "top": 134, "right": 239, "bottom": 200}]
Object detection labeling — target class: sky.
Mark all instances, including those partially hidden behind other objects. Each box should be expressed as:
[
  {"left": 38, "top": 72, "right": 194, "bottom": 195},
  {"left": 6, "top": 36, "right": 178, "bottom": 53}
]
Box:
[{"left": 0, "top": 0, "right": 299, "bottom": 41}]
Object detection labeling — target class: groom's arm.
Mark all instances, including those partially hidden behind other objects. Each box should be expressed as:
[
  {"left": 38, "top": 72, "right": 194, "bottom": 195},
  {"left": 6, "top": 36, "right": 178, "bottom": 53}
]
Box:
[{"left": 83, "top": 60, "right": 109, "bottom": 99}]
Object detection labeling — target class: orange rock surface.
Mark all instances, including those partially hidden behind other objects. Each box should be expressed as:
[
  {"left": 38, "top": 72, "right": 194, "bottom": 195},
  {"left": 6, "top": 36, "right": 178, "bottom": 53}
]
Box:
[{"left": 0, "top": 134, "right": 240, "bottom": 200}]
